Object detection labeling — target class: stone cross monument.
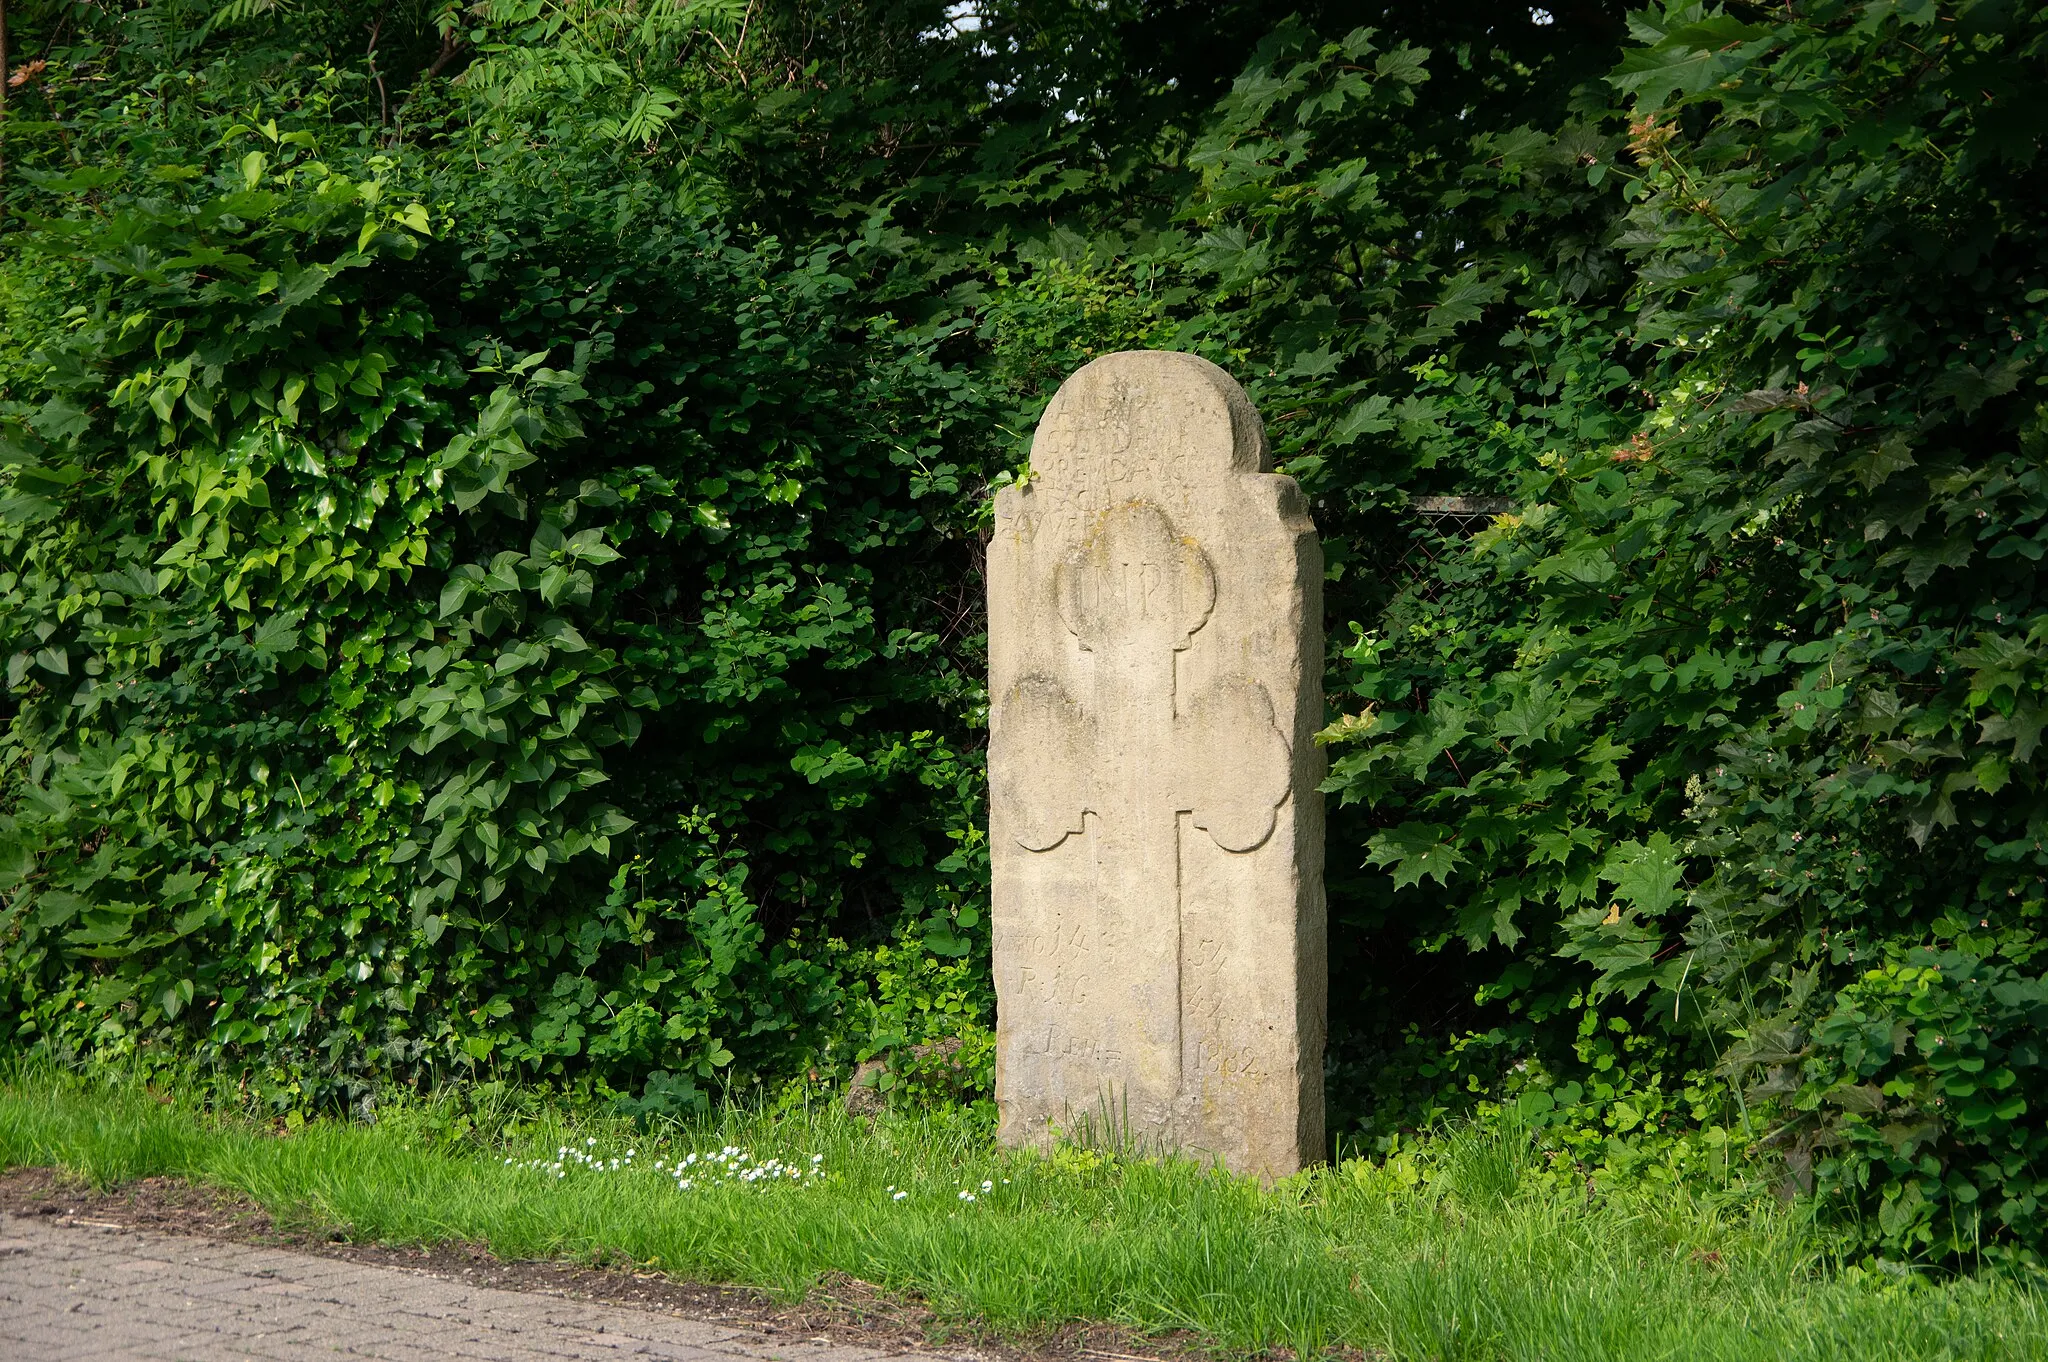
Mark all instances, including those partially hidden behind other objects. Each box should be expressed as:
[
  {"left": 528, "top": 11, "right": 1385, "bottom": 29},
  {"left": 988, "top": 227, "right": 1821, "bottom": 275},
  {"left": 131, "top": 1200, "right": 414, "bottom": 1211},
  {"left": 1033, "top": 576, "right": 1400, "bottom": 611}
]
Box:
[{"left": 987, "top": 350, "right": 1325, "bottom": 1178}]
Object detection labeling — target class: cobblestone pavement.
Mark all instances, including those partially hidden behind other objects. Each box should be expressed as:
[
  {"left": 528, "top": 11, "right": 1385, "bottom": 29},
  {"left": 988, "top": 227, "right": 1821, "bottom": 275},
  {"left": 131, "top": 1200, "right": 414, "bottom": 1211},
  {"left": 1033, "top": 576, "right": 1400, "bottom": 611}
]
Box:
[{"left": 0, "top": 1211, "right": 981, "bottom": 1362}]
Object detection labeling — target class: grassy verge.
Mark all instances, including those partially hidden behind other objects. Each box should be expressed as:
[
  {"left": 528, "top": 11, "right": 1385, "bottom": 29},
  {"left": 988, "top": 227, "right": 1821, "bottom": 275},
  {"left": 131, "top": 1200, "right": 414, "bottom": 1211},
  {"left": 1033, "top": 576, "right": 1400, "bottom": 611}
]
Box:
[{"left": 1, "top": 1066, "right": 2041, "bottom": 1361}]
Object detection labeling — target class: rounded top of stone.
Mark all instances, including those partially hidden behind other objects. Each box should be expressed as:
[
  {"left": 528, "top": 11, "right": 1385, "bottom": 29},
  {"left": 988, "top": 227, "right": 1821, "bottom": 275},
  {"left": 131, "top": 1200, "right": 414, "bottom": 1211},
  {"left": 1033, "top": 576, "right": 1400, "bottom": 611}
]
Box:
[{"left": 1030, "top": 350, "right": 1270, "bottom": 486}]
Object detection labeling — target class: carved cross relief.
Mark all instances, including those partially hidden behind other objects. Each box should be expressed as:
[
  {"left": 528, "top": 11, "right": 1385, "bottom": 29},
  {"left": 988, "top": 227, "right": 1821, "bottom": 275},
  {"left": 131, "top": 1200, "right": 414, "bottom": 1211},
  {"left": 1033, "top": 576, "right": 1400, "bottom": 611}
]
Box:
[
  {"left": 995, "top": 500, "right": 1293, "bottom": 853},
  {"left": 991, "top": 348, "right": 1324, "bottom": 1176},
  {"left": 990, "top": 499, "right": 1294, "bottom": 1113}
]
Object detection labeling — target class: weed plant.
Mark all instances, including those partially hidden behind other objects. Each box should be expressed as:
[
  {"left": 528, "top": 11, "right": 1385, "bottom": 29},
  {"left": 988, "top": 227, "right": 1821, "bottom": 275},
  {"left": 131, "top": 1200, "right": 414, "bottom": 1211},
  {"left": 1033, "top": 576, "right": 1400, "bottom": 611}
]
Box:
[{"left": 0, "top": 1065, "right": 2041, "bottom": 1361}]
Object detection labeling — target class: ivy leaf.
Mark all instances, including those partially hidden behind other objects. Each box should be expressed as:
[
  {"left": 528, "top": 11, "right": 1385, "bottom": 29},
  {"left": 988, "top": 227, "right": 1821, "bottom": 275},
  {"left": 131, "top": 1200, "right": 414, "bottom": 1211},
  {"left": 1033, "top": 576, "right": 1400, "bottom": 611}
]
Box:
[
  {"left": 1879, "top": 534, "right": 1974, "bottom": 589},
  {"left": 34, "top": 891, "right": 89, "bottom": 929},
  {"left": 1980, "top": 703, "right": 2045, "bottom": 764},
  {"left": 567, "top": 528, "right": 622, "bottom": 564},
  {"left": 250, "top": 610, "right": 303, "bottom": 658},
  {"left": 1422, "top": 269, "right": 1503, "bottom": 336},
  {"left": 1496, "top": 680, "right": 1566, "bottom": 748},
  {"left": 1367, "top": 822, "right": 1466, "bottom": 890},
  {"left": 1609, "top": 43, "right": 1725, "bottom": 110},
  {"left": 537, "top": 617, "right": 588, "bottom": 652},
  {"left": 1600, "top": 833, "right": 1685, "bottom": 917},
  {"left": 1373, "top": 43, "right": 1429, "bottom": 87},
  {"left": 925, "top": 923, "right": 969, "bottom": 957},
  {"left": 30, "top": 398, "right": 90, "bottom": 444},
  {"left": 1929, "top": 357, "right": 2028, "bottom": 416},
  {"left": 1328, "top": 395, "right": 1394, "bottom": 445}
]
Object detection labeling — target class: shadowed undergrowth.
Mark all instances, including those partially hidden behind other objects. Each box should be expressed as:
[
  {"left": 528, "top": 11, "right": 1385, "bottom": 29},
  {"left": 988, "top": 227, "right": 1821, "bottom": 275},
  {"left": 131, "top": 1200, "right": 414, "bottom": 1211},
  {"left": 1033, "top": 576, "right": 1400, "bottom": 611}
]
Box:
[{"left": 1, "top": 1067, "right": 2041, "bottom": 1361}]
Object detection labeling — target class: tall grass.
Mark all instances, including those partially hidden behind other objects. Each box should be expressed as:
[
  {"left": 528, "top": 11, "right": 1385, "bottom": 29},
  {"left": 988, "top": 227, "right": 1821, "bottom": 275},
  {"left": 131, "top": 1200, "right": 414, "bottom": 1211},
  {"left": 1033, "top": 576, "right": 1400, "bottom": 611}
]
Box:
[{"left": 1, "top": 1065, "right": 2040, "bottom": 1361}]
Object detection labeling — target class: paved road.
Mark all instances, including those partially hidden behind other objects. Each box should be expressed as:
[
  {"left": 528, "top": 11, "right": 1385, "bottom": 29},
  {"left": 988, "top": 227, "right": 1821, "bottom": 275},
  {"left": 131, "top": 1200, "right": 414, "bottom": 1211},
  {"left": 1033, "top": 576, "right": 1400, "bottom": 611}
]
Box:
[{"left": 0, "top": 1211, "right": 975, "bottom": 1362}]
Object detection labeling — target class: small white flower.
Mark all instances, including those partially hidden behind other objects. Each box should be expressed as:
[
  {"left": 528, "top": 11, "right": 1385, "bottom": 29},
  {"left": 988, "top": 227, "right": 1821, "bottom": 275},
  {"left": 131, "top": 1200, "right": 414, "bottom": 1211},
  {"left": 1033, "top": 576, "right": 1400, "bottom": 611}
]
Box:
[
  {"left": 981, "top": 1180, "right": 993, "bottom": 1192},
  {"left": 810, "top": 1154, "right": 824, "bottom": 1163},
  {"left": 586, "top": 1138, "right": 597, "bottom": 1147},
  {"left": 958, "top": 1190, "right": 975, "bottom": 1202},
  {"left": 892, "top": 1191, "right": 908, "bottom": 1201}
]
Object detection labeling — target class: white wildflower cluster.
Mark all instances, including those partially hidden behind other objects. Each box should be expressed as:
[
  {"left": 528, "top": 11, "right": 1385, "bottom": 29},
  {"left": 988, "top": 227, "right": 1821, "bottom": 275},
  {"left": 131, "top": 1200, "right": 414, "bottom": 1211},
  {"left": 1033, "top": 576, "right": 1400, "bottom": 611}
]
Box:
[
  {"left": 506, "top": 1139, "right": 827, "bottom": 1193},
  {"left": 885, "top": 1176, "right": 1008, "bottom": 1205},
  {"left": 658, "top": 1147, "right": 826, "bottom": 1192},
  {"left": 507, "top": 1137, "right": 639, "bottom": 1180}
]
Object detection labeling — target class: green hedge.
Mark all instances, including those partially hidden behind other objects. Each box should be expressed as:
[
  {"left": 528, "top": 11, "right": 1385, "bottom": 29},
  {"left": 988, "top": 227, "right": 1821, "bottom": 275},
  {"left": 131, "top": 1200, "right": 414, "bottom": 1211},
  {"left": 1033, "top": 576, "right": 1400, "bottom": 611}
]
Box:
[
  {"left": 3, "top": 0, "right": 2046, "bottom": 1265},
  {"left": 0, "top": 69, "right": 996, "bottom": 1113}
]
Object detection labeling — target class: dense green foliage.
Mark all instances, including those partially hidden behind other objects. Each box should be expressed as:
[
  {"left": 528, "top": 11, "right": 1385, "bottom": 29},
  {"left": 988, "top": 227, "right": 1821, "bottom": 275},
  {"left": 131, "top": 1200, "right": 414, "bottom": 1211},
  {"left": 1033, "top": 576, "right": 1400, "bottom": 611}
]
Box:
[
  {"left": 1324, "top": 0, "right": 2048, "bottom": 1262},
  {"left": 2, "top": 0, "right": 2045, "bottom": 1266},
  {"left": 0, "top": 2, "right": 1001, "bottom": 1117}
]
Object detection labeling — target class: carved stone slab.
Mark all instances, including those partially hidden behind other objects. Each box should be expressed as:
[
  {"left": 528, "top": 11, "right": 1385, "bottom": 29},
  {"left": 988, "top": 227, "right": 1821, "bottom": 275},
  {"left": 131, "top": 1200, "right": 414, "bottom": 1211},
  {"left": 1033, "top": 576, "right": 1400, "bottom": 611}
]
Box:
[{"left": 988, "top": 351, "right": 1326, "bottom": 1178}]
